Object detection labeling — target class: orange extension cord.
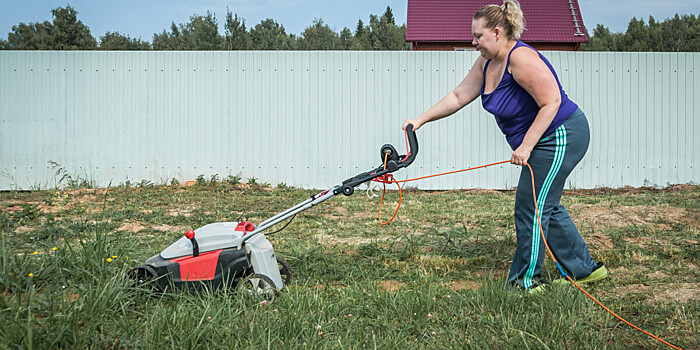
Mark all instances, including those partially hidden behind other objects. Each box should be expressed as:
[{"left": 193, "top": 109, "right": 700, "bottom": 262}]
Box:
[{"left": 375, "top": 159, "right": 682, "bottom": 350}]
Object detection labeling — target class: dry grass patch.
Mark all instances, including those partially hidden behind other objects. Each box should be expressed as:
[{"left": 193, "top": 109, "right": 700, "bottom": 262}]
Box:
[
  {"left": 314, "top": 233, "right": 391, "bottom": 246},
  {"left": 118, "top": 221, "right": 147, "bottom": 233},
  {"left": 570, "top": 204, "right": 694, "bottom": 230},
  {"left": 445, "top": 280, "right": 479, "bottom": 291},
  {"left": 378, "top": 280, "right": 406, "bottom": 293},
  {"left": 614, "top": 283, "right": 699, "bottom": 304}
]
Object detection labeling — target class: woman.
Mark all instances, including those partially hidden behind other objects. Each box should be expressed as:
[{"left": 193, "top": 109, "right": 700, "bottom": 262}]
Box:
[{"left": 402, "top": 0, "right": 607, "bottom": 292}]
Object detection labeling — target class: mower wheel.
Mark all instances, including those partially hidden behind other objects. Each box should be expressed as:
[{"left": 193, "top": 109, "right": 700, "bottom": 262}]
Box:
[
  {"left": 277, "top": 257, "right": 292, "bottom": 285},
  {"left": 237, "top": 273, "right": 277, "bottom": 302},
  {"left": 129, "top": 265, "right": 159, "bottom": 290}
]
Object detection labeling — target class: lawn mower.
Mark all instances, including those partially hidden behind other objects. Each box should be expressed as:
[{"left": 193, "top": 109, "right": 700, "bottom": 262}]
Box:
[{"left": 131, "top": 125, "right": 419, "bottom": 298}]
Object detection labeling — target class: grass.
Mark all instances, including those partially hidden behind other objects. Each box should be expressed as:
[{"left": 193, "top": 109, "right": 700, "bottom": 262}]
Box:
[{"left": 1, "top": 182, "right": 698, "bottom": 349}]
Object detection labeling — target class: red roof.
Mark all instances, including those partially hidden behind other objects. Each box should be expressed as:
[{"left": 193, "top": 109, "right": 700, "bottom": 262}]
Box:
[{"left": 406, "top": 0, "right": 588, "bottom": 43}]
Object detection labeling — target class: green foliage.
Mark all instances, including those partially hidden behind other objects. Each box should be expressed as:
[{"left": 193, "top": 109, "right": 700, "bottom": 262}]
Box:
[
  {"left": 224, "top": 9, "right": 251, "bottom": 50},
  {"left": 367, "top": 7, "right": 410, "bottom": 50},
  {"left": 250, "top": 18, "right": 296, "bottom": 50},
  {"left": 583, "top": 14, "right": 700, "bottom": 51},
  {"left": 47, "top": 161, "right": 95, "bottom": 190},
  {"left": 99, "top": 31, "right": 151, "bottom": 50},
  {"left": 1, "top": 5, "right": 413, "bottom": 51},
  {"left": 226, "top": 174, "right": 242, "bottom": 185},
  {"left": 298, "top": 19, "right": 341, "bottom": 50},
  {"left": 4, "top": 5, "right": 96, "bottom": 50},
  {"left": 152, "top": 11, "right": 224, "bottom": 50},
  {"left": 338, "top": 27, "right": 353, "bottom": 50}
]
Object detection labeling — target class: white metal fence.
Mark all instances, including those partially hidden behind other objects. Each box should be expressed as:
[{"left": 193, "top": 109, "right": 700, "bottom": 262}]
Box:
[{"left": 1, "top": 51, "right": 697, "bottom": 190}]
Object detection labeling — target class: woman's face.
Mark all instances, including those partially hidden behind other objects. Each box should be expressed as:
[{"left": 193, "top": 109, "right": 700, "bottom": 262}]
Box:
[{"left": 471, "top": 18, "right": 499, "bottom": 59}]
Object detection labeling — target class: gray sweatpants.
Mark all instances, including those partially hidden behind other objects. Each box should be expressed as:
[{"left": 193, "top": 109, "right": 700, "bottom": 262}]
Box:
[{"left": 507, "top": 108, "right": 598, "bottom": 290}]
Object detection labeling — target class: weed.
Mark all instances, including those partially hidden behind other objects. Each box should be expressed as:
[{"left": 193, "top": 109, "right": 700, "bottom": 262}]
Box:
[{"left": 226, "top": 174, "right": 242, "bottom": 185}]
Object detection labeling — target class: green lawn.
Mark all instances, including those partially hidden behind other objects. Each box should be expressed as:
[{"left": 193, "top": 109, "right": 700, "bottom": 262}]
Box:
[{"left": 1, "top": 181, "right": 697, "bottom": 349}]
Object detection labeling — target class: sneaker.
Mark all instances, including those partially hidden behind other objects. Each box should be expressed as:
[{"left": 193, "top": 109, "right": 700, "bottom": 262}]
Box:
[
  {"left": 527, "top": 283, "right": 548, "bottom": 295},
  {"left": 552, "top": 262, "right": 608, "bottom": 285}
]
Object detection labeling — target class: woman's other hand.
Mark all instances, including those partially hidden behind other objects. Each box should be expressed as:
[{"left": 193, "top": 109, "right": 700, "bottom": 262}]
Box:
[{"left": 511, "top": 145, "right": 531, "bottom": 166}]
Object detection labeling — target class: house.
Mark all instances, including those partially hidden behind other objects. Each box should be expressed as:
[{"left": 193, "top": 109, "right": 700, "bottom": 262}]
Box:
[{"left": 406, "top": 0, "right": 588, "bottom": 51}]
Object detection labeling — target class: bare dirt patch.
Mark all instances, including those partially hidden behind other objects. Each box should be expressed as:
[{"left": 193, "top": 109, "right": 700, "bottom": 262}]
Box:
[
  {"left": 314, "top": 233, "right": 391, "bottom": 246},
  {"left": 582, "top": 231, "right": 615, "bottom": 250},
  {"left": 574, "top": 184, "right": 698, "bottom": 196},
  {"left": 570, "top": 204, "right": 695, "bottom": 230},
  {"left": 378, "top": 280, "right": 406, "bottom": 293},
  {"left": 153, "top": 224, "right": 187, "bottom": 233},
  {"left": 118, "top": 221, "right": 147, "bottom": 233},
  {"left": 615, "top": 283, "right": 699, "bottom": 304},
  {"left": 445, "top": 280, "right": 479, "bottom": 291},
  {"left": 14, "top": 226, "right": 34, "bottom": 234},
  {"left": 647, "top": 271, "right": 670, "bottom": 279}
]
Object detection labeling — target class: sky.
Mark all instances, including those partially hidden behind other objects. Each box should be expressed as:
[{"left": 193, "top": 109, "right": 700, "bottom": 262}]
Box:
[{"left": 1, "top": 0, "right": 699, "bottom": 42}]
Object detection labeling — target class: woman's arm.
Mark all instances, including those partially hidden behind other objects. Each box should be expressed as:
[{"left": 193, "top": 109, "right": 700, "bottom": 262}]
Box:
[
  {"left": 509, "top": 47, "right": 562, "bottom": 165},
  {"left": 403, "top": 56, "right": 487, "bottom": 131}
]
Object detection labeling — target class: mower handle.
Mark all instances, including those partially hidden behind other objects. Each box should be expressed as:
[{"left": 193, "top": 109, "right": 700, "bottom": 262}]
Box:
[
  {"left": 336, "top": 124, "right": 419, "bottom": 196},
  {"left": 399, "top": 124, "right": 419, "bottom": 168}
]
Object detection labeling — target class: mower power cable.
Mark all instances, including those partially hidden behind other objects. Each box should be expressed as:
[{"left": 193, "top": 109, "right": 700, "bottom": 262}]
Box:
[{"left": 263, "top": 213, "right": 297, "bottom": 236}]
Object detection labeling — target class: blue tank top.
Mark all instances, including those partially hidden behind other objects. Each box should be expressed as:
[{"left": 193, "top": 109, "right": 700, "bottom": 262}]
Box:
[{"left": 480, "top": 40, "right": 578, "bottom": 150}]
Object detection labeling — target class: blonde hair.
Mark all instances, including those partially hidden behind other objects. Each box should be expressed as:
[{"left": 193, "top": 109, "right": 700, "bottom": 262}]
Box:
[{"left": 474, "top": 0, "right": 525, "bottom": 40}]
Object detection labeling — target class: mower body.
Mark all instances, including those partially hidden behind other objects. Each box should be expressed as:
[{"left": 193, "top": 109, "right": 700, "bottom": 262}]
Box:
[{"left": 133, "top": 221, "right": 285, "bottom": 292}]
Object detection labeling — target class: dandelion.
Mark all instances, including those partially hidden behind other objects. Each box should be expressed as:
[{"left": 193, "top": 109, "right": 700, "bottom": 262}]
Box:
[
  {"left": 106, "top": 258, "right": 112, "bottom": 262},
  {"left": 112, "top": 255, "right": 118, "bottom": 259},
  {"left": 28, "top": 273, "right": 34, "bottom": 277},
  {"left": 260, "top": 300, "right": 267, "bottom": 306},
  {"left": 33, "top": 251, "right": 39, "bottom": 255},
  {"left": 52, "top": 247, "right": 58, "bottom": 251}
]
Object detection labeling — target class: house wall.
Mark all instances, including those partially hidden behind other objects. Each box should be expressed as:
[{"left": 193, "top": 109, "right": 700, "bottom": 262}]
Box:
[
  {"left": 411, "top": 41, "right": 580, "bottom": 51},
  {"left": 1, "top": 51, "right": 697, "bottom": 190}
]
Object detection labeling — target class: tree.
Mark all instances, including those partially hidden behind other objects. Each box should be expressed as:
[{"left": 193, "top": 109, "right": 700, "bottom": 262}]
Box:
[
  {"left": 224, "top": 9, "right": 250, "bottom": 50},
  {"left": 50, "top": 6, "right": 97, "bottom": 49},
  {"left": 4, "top": 6, "right": 96, "bottom": 50},
  {"left": 582, "top": 24, "right": 620, "bottom": 51},
  {"left": 620, "top": 17, "right": 648, "bottom": 51},
  {"left": 250, "top": 18, "right": 294, "bottom": 50},
  {"left": 298, "top": 18, "right": 340, "bottom": 50},
  {"left": 152, "top": 11, "right": 224, "bottom": 50},
  {"left": 99, "top": 32, "right": 151, "bottom": 50},
  {"left": 152, "top": 23, "right": 182, "bottom": 50},
  {"left": 382, "top": 6, "right": 395, "bottom": 25},
  {"left": 351, "top": 19, "right": 371, "bottom": 50},
  {"left": 6, "top": 22, "right": 53, "bottom": 49},
  {"left": 582, "top": 13, "right": 700, "bottom": 52},
  {"left": 339, "top": 27, "right": 353, "bottom": 50},
  {"left": 367, "top": 8, "right": 409, "bottom": 50}
]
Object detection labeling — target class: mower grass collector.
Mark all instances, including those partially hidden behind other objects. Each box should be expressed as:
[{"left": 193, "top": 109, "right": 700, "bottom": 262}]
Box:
[{"left": 131, "top": 125, "right": 419, "bottom": 299}]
